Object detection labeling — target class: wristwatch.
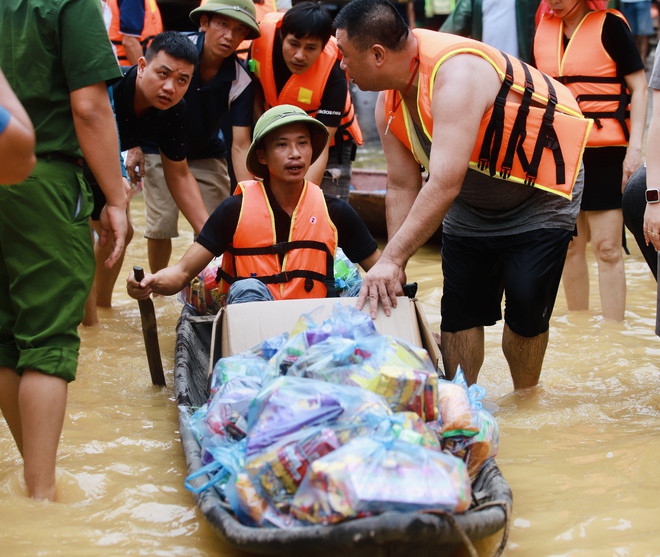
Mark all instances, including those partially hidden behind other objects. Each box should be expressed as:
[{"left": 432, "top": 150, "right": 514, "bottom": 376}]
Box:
[{"left": 646, "top": 188, "right": 660, "bottom": 204}]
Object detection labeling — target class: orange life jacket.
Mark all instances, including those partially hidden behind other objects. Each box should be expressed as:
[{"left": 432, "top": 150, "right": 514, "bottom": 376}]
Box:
[
  {"left": 534, "top": 10, "right": 631, "bottom": 147},
  {"left": 217, "top": 180, "right": 338, "bottom": 301},
  {"left": 108, "top": 0, "right": 163, "bottom": 67},
  {"left": 250, "top": 13, "right": 363, "bottom": 148},
  {"left": 384, "top": 29, "right": 592, "bottom": 199}
]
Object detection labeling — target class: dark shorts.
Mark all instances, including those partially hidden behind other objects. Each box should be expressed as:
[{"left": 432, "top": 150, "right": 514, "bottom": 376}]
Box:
[
  {"left": 581, "top": 147, "right": 626, "bottom": 211},
  {"left": 0, "top": 158, "right": 95, "bottom": 382},
  {"left": 440, "top": 228, "right": 573, "bottom": 337},
  {"left": 82, "top": 162, "right": 106, "bottom": 221}
]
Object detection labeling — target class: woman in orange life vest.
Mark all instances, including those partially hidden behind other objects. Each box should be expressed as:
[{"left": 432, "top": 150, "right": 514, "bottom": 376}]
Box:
[
  {"left": 249, "top": 2, "right": 363, "bottom": 201},
  {"left": 533, "top": 0, "right": 648, "bottom": 321},
  {"left": 126, "top": 105, "right": 381, "bottom": 304}
]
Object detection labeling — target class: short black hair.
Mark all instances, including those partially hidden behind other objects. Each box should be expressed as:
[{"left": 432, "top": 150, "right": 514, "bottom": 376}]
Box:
[
  {"left": 334, "top": 0, "right": 409, "bottom": 53},
  {"left": 145, "top": 31, "right": 198, "bottom": 66},
  {"left": 280, "top": 2, "right": 333, "bottom": 47}
]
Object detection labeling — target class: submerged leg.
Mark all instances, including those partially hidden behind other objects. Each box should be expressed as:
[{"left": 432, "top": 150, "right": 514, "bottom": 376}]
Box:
[
  {"left": 440, "top": 326, "right": 485, "bottom": 385},
  {"left": 502, "top": 325, "right": 548, "bottom": 390},
  {"left": 19, "top": 370, "right": 68, "bottom": 501}
]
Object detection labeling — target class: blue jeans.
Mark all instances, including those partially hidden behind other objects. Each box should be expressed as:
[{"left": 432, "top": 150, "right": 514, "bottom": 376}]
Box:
[
  {"left": 226, "top": 278, "right": 275, "bottom": 305},
  {"left": 620, "top": 1, "right": 654, "bottom": 37}
]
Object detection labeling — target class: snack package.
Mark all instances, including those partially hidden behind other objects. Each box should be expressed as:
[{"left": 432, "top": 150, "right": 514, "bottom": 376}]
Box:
[
  {"left": 291, "top": 437, "right": 471, "bottom": 525},
  {"left": 333, "top": 247, "right": 363, "bottom": 297},
  {"left": 225, "top": 471, "right": 305, "bottom": 529},
  {"left": 178, "top": 256, "right": 224, "bottom": 315},
  {"left": 244, "top": 376, "right": 392, "bottom": 511},
  {"left": 436, "top": 366, "right": 480, "bottom": 437},
  {"left": 287, "top": 334, "right": 439, "bottom": 421},
  {"left": 209, "top": 352, "right": 275, "bottom": 397},
  {"left": 248, "top": 332, "right": 289, "bottom": 361},
  {"left": 205, "top": 375, "right": 264, "bottom": 442},
  {"left": 225, "top": 470, "right": 268, "bottom": 526},
  {"left": 269, "top": 303, "right": 378, "bottom": 375},
  {"left": 184, "top": 438, "right": 246, "bottom": 496},
  {"left": 441, "top": 407, "right": 500, "bottom": 479},
  {"left": 245, "top": 376, "right": 391, "bottom": 456},
  {"left": 390, "top": 411, "right": 441, "bottom": 450}
]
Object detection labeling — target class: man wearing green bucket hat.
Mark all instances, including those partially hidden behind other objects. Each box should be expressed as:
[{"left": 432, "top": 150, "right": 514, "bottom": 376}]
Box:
[
  {"left": 132, "top": 0, "right": 261, "bottom": 276},
  {"left": 127, "top": 104, "right": 381, "bottom": 305}
]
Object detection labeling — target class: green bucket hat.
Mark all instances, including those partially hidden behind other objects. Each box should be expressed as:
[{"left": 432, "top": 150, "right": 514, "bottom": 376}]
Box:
[
  {"left": 246, "top": 105, "right": 330, "bottom": 179},
  {"left": 190, "top": 0, "right": 261, "bottom": 40}
]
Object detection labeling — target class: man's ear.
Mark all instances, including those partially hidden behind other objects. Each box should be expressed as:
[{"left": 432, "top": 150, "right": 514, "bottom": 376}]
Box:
[
  {"left": 137, "top": 56, "right": 147, "bottom": 77},
  {"left": 199, "top": 14, "right": 210, "bottom": 32},
  {"left": 256, "top": 148, "right": 267, "bottom": 166},
  {"left": 372, "top": 44, "right": 387, "bottom": 66}
]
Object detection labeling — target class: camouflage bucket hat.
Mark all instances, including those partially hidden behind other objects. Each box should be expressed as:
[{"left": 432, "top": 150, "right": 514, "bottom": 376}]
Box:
[
  {"left": 190, "top": 0, "right": 261, "bottom": 40},
  {"left": 246, "top": 105, "right": 329, "bottom": 178}
]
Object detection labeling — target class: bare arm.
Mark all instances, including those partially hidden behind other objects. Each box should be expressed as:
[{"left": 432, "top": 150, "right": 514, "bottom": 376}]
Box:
[
  {"left": 377, "top": 91, "right": 424, "bottom": 241},
  {"left": 71, "top": 82, "right": 127, "bottom": 268},
  {"left": 621, "top": 69, "right": 647, "bottom": 190},
  {"left": 160, "top": 155, "right": 209, "bottom": 235},
  {"left": 306, "top": 126, "right": 337, "bottom": 186},
  {"left": 122, "top": 35, "right": 144, "bottom": 66},
  {"left": 358, "top": 248, "right": 381, "bottom": 272},
  {"left": 127, "top": 242, "right": 214, "bottom": 299},
  {"left": 644, "top": 87, "right": 660, "bottom": 249},
  {"left": 0, "top": 68, "right": 36, "bottom": 184},
  {"left": 357, "top": 55, "right": 499, "bottom": 318},
  {"left": 231, "top": 125, "right": 252, "bottom": 182}
]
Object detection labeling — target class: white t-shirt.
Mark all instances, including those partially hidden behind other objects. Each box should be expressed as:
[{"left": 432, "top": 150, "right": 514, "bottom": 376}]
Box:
[{"left": 482, "top": 0, "right": 519, "bottom": 59}]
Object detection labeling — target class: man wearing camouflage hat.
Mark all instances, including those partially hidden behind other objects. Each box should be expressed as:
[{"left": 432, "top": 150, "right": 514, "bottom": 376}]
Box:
[
  {"left": 130, "top": 0, "right": 262, "bottom": 274},
  {"left": 127, "top": 105, "right": 381, "bottom": 305}
]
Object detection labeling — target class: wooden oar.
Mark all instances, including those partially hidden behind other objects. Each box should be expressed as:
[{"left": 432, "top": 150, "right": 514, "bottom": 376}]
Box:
[{"left": 134, "top": 266, "right": 166, "bottom": 386}]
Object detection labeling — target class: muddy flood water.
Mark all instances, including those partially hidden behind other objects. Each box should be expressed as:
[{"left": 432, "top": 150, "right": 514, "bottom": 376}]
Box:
[{"left": 1, "top": 187, "right": 659, "bottom": 557}]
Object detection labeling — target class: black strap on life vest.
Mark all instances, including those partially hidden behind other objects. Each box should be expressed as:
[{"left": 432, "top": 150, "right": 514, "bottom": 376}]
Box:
[
  {"left": 478, "top": 53, "right": 514, "bottom": 176},
  {"left": 555, "top": 75, "right": 630, "bottom": 141},
  {"left": 525, "top": 73, "right": 565, "bottom": 187},
  {"left": 500, "top": 60, "right": 535, "bottom": 180},
  {"left": 216, "top": 240, "right": 336, "bottom": 295}
]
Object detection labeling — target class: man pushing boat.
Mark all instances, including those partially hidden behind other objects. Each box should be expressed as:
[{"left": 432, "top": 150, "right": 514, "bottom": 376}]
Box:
[
  {"left": 127, "top": 105, "right": 381, "bottom": 304},
  {"left": 334, "top": 0, "right": 591, "bottom": 390}
]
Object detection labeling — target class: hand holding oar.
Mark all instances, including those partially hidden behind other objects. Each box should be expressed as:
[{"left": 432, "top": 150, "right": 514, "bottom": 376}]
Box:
[{"left": 133, "top": 266, "right": 166, "bottom": 386}]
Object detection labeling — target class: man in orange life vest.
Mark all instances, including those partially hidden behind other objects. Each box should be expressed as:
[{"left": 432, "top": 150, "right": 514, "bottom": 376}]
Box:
[
  {"left": 126, "top": 105, "right": 380, "bottom": 304},
  {"left": 335, "top": 0, "right": 591, "bottom": 390},
  {"left": 248, "top": 1, "right": 363, "bottom": 201},
  {"left": 108, "top": 0, "right": 164, "bottom": 67}
]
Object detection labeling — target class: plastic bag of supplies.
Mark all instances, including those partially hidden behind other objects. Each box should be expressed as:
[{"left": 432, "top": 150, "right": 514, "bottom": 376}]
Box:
[{"left": 290, "top": 436, "right": 471, "bottom": 525}]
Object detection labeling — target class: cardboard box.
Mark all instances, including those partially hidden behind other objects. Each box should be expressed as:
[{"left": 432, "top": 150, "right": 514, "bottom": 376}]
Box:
[{"left": 208, "top": 297, "right": 440, "bottom": 376}]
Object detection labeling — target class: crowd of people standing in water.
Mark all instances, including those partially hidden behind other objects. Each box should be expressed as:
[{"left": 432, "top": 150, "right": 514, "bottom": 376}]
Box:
[{"left": 0, "top": 0, "right": 659, "bottom": 504}]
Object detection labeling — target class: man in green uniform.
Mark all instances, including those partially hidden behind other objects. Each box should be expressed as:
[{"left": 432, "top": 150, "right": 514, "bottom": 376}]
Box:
[{"left": 0, "top": 0, "right": 128, "bottom": 501}]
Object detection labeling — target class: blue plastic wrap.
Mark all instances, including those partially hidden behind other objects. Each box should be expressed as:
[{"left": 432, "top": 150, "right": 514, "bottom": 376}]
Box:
[{"left": 291, "top": 437, "right": 472, "bottom": 525}]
